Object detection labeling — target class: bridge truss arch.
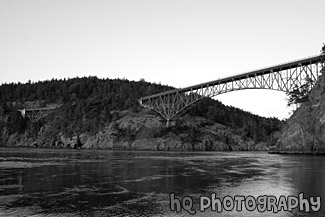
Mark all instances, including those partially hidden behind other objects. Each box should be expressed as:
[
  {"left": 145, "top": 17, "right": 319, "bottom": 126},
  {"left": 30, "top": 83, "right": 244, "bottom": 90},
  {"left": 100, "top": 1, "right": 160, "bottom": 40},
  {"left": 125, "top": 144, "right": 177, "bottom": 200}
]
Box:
[
  {"left": 18, "top": 106, "right": 60, "bottom": 122},
  {"left": 139, "top": 55, "right": 325, "bottom": 126}
]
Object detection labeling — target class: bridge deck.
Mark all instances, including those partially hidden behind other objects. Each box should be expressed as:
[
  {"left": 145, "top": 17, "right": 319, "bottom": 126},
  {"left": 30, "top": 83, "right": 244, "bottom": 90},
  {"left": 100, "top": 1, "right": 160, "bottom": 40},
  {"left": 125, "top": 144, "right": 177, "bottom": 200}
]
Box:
[
  {"left": 24, "top": 107, "right": 58, "bottom": 111},
  {"left": 141, "top": 54, "right": 324, "bottom": 100}
]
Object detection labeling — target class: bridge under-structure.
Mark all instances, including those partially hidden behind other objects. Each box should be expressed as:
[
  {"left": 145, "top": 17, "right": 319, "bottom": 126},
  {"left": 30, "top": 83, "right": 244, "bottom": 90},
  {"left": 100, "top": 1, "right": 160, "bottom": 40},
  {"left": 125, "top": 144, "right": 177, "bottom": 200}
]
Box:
[
  {"left": 18, "top": 106, "right": 59, "bottom": 122},
  {"left": 139, "top": 54, "right": 325, "bottom": 126}
]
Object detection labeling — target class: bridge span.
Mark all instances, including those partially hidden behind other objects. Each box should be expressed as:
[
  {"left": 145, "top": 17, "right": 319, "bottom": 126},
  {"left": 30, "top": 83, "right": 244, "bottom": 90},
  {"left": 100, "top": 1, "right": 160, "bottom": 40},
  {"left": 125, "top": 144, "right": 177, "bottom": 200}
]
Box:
[
  {"left": 139, "top": 54, "right": 325, "bottom": 126},
  {"left": 18, "top": 106, "right": 60, "bottom": 122}
]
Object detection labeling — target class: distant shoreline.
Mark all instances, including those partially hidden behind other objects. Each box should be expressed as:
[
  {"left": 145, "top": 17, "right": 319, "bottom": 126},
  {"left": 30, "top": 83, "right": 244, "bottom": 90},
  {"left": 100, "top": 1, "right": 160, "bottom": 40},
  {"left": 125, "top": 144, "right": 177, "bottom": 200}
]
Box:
[
  {"left": 0, "top": 146, "right": 269, "bottom": 153},
  {"left": 268, "top": 151, "right": 325, "bottom": 156}
]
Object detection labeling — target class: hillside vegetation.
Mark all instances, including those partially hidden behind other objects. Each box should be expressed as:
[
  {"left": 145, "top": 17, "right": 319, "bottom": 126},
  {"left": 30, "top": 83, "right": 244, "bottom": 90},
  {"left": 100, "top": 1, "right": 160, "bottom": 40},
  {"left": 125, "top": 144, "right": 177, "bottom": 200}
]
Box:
[{"left": 0, "top": 77, "right": 282, "bottom": 150}]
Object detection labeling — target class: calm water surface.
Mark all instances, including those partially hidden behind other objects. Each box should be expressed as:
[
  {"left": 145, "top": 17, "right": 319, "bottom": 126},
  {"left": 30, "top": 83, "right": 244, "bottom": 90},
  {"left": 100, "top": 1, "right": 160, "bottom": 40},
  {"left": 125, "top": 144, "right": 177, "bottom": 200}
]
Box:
[{"left": 0, "top": 148, "right": 324, "bottom": 216}]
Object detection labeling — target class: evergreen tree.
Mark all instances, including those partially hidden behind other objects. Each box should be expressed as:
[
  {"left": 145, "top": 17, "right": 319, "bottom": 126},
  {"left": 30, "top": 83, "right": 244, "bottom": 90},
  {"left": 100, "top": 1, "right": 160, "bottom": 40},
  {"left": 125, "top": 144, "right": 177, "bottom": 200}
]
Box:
[{"left": 286, "top": 76, "right": 314, "bottom": 107}]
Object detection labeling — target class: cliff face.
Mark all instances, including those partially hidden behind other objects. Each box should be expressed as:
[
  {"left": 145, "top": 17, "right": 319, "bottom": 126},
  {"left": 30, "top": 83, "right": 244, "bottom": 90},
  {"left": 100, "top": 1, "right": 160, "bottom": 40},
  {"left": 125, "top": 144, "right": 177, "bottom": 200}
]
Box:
[
  {"left": 3, "top": 111, "right": 271, "bottom": 151},
  {"left": 276, "top": 68, "right": 325, "bottom": 152}
]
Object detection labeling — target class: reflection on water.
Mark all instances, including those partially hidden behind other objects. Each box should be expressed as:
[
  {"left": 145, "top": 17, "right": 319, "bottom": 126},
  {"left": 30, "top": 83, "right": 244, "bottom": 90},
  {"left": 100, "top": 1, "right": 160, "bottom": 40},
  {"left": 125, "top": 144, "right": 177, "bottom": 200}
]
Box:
[{"left": 0, "top": 148, "right": 324, "bottom": 216}]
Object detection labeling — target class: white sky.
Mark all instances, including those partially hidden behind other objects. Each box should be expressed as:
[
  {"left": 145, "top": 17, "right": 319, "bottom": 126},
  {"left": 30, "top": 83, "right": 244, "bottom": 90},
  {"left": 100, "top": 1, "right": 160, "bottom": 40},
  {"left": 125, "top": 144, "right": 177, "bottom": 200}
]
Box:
[{"left": 1, "top": 0, "right": 324, "bottom": 119}]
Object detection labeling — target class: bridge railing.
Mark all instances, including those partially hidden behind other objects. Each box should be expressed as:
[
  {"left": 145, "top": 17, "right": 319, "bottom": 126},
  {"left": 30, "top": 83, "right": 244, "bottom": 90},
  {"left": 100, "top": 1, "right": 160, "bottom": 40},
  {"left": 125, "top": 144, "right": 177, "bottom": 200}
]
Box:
[
  {"left": 205, "top": 54, "right": 322, "bottom": 85},
  {"left": 23, "top": 107, "right": 58, "bottom": 111}
]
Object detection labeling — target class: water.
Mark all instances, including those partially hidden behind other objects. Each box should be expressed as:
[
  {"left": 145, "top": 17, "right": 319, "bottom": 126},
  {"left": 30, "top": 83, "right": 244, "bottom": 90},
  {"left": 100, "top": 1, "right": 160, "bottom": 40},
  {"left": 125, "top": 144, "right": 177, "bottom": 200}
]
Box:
[{"left": 0, "top": 148, "right": 324, "bottom": 217}]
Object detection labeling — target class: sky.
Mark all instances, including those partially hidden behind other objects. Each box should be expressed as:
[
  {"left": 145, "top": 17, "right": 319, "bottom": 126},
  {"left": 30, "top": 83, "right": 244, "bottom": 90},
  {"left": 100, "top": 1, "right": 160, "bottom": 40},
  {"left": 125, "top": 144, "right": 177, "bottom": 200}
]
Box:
[{"left": 1, "top": 0, "right": 324, "bottom": 119}]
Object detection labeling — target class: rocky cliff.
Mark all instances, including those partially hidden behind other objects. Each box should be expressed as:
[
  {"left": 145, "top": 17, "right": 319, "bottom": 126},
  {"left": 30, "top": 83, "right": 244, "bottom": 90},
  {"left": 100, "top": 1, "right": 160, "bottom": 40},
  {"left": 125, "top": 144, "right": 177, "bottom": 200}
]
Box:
[
  {"left": 275, "top": 67, "right": 325, "bottom": 152},
  {"left": 4, "top": 110, "right": 272, "bottom": 151}
]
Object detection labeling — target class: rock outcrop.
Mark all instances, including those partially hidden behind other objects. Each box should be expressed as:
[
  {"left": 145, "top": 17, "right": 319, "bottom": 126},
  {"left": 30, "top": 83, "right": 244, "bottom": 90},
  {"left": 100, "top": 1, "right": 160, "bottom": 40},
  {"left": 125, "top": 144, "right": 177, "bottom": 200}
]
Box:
[
  {"left": 3, "top": 112, "right": 271, "bottom": 151},
  {"left": 275, "top": 67, "right": 325, "bottom": 152}
]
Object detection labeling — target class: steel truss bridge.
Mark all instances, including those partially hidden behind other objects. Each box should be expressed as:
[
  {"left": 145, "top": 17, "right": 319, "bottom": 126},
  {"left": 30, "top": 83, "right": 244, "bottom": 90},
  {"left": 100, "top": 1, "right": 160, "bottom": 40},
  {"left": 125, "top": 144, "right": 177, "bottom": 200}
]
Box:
[
  {"left": 139, "top": 54, "right": 325, "bottom": 126},
  {"left": 18, "top": 107, "right": 59, "bottom": 122}
]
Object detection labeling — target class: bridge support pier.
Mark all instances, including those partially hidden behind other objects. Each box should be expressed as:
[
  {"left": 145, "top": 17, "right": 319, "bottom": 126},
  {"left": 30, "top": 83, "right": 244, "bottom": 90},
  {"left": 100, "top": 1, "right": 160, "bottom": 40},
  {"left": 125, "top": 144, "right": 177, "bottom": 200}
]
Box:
[{"left": 166, "top": 119, "right": 170, "bottom": 128}]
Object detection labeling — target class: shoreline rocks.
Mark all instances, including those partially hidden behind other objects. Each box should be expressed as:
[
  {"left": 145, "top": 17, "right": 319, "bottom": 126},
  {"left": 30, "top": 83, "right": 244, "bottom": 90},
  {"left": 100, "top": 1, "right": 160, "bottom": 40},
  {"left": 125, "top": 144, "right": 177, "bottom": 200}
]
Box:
[{"left": 2, "top": 114, "right": 273, "bottom": 151}]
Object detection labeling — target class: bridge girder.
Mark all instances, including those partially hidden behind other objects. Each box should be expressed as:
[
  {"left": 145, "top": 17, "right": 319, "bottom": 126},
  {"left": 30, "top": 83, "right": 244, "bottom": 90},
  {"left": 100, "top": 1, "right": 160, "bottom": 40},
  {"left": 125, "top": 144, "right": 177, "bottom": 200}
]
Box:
[
  {"left": 139, "top": 55, "right": 325, "bottom": 125},
  {"left": 25, "top": 110, "right": 54, "bottom": 122},
  {"left": 19, "top": 107, "right": 58, "bottom": 122}
]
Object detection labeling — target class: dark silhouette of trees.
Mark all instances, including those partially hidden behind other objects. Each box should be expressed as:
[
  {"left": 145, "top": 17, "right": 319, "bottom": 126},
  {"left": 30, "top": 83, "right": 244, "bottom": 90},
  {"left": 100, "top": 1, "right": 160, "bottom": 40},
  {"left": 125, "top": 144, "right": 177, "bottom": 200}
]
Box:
[
  {"left": 188, "top": 97, "right": 282, "bottom": 142},
  {"left": 286, "top": 76, "right": 314, "bottom": 107}
]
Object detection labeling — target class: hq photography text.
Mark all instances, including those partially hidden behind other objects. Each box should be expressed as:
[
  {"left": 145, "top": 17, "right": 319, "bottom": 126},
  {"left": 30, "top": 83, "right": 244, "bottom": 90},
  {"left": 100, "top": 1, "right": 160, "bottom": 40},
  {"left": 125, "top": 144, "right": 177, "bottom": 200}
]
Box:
[{"left": 170, "top": 193, "right": 321, "bottom": 215}]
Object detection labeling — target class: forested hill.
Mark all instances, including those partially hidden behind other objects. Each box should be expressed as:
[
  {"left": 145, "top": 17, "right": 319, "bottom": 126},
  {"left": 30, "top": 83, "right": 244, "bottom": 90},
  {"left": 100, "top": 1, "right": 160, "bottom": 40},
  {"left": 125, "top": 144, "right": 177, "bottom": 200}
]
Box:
[
  {"left": 0, "top": 77, "right": 282, "bottom": 150},
  {"left": 0, "top": 77, "right": 172, "bottom": 134}
]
